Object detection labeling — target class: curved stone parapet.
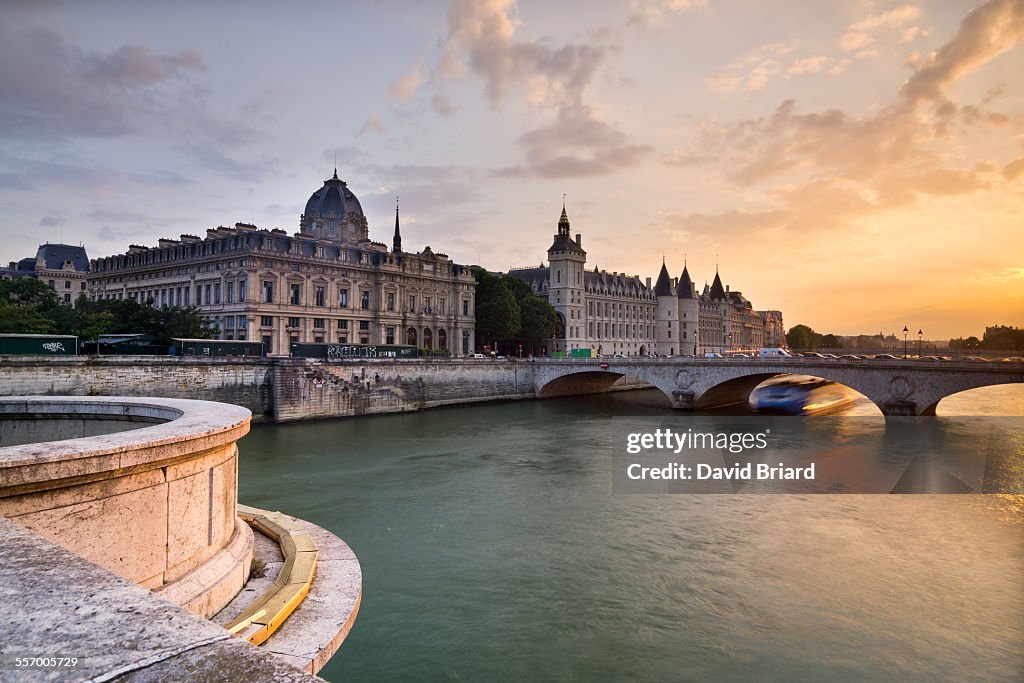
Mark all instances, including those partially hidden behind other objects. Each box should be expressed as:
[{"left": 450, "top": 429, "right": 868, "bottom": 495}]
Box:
[{"left": 0, "top": 395, "right": 253, "bottom": 617}]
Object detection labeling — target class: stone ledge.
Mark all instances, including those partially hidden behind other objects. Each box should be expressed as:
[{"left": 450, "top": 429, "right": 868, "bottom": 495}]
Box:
[{"left": 0, "top": 516, "right": 323, "bottom": 682}]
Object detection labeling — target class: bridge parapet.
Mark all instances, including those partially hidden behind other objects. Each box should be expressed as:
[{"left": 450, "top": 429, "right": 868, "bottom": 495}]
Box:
[{"left": 531, "top": 358, "right": 1024, "bottom": 415}]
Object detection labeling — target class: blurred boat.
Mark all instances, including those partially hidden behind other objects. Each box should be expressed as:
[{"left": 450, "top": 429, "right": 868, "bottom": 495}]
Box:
[{"left": 751, "top": 376, "right": 857, "bottom": 415}]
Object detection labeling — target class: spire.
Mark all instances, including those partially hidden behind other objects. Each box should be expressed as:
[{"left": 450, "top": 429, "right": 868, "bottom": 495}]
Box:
[
  {"left": 332, "top": 167, "right": 338, "bottom": 180},
  {"left": 653, "top": 260, "right": 673, "bottom": 297},
  {"left": 677, "top": 261, "right": 695, "bottom": 299},
  {"left": 710, "top": 268, "right": 726, "bottom": 300},
  {"left": 392, "top": 196, "right": 402, "bottom": 253},
  {"left": 558, "top": 195, "right": 570, "bottom": 236}
]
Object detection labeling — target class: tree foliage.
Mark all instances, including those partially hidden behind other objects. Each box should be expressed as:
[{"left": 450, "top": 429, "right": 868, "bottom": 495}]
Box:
[
  {"left": 785, "top": 324, "right": 821, "bottom": 350},
  {"left": 471, "top": 267, "right": 557, "bottom": 350},
  {"left": 0, "top": 281, "right": 216, "bottom": 345}
]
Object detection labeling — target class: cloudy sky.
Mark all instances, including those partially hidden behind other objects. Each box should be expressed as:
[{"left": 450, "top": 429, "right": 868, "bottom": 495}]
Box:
[{"left": 1, "top": 0, "right": 1021, "bottom": 339}]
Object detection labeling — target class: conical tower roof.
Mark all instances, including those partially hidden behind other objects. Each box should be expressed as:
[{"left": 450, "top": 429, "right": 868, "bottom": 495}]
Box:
[
  {"left": 677, "top": 263, "right": 695, "bottom": 298},
  {"left": 653, "top": 260, "right": 673, "bottom": 296}
]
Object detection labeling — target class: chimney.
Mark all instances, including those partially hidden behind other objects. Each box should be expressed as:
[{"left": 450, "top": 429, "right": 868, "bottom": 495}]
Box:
[
  {"left": 646, "top": 277, "right": 651, "bottom": 288},
  {"left": 575, "top": 233, "right": 582, "bottom": 246}
]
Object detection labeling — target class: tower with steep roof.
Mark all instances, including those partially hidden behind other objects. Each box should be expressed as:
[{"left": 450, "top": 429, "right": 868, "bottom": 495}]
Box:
[
  {"left": 676, "top": 259, "right": 699, "bottom": 355},
  {"left": 653, "top": 258, "right": 678, "bottom": 355},
  {"left": 546, "top": 200, "right": 587, "bottom": 353}
]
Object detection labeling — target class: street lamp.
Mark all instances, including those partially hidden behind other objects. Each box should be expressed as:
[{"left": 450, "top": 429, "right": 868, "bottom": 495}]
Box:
[
  {"left": 903, "top": 326, "right": 909, "bottom": 359},
  {"left": 917, "top": 329, "right": 923, "bottom": 357},
  {"left": 694, "top": 329, "right": 699, "bottom": 357}
]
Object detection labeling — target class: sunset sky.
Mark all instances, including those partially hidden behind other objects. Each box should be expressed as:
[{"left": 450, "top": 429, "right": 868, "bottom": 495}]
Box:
[{"left": 1, "top": 0, "right": 1021, "bottom": 339}]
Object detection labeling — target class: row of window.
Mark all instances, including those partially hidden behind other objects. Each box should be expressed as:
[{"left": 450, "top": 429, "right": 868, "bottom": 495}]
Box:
[{"left": 585, "top": 322, "right": 654, "bottom": 339}]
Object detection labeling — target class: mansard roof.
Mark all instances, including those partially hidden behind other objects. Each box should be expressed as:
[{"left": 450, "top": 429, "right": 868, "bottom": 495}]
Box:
[{"left": 35, "top": 244, "right": 90, "bottom": 272}]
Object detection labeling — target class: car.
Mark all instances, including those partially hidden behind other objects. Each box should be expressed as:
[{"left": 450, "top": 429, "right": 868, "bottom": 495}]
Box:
[
  {"left": 730, "top": 353, "right": 751, "bottom": 359},
  {"left": 838, "top": 354, "right": 861, "bottom": 360},
  {"left": 468, "top": 353, "right": 486, "bottom": 359},
  {"left": 821, "top": 353, "right": 839, "bottom": 359},
  {"left": 704, "top": 352, "right": 723, "bottom": 358},
  {"left": 918, "top": 355, "right": 941, "bottom": 362},
  {"left": 870, "top": 354, "right": 900, "bottom": 360},
  {"left": 799, "top": 352, "right": 823, "bottom": 358},
  {"left": 611, "top": 353, "right": 627, "bottom": 359}
]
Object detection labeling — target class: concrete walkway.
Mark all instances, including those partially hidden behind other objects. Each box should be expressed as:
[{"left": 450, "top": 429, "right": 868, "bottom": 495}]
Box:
[{"left": 0, "top": 516, "right": 324, "bottom": 682}]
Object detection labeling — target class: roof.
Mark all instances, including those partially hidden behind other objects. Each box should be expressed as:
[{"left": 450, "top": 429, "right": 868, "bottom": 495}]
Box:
[
  {"left": 709, "top": 270, "right": 726, "bottom": 300},
  {"left": 677, "top": 264, "right": 695, "bottom": 299},
  {"left": 653, "top": 261, "right": 673, "bottom": 296},
  {"left": 34, "top": 244, "right": 89, "bottom": 272}
]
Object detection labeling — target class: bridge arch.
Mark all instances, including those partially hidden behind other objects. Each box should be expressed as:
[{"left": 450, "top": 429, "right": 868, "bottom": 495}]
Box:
[{"left": 532, "top": 360, "right": 1022, "bottom": 415}]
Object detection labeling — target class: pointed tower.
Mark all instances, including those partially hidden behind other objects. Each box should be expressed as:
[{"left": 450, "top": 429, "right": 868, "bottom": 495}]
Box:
[
  {"left": 676, "top": 259, "right": 699, "bottom": 355},
  {"left": 546, "top": 199, "right": 587, "bottom": 353},
  {"left": 392, "top": 197, "right": 402, "bottom": 253},
  {"left": 654, "top": 258, "right": 677, "bottom": 355}
]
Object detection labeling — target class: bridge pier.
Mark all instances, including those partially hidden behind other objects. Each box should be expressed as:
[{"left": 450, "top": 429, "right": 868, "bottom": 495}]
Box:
[
  {"left": 879, "top": 400, "right": 919, "bottom": 417},
  {"left": 671, "top": 390, "right": 696, "bottom": 411}
]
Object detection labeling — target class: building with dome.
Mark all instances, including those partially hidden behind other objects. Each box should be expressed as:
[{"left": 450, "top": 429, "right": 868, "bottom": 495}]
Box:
[
  {"left": 507, "top": 204, "right": 783, "bottom": 356},
  {"left": 87, "top": 170, "right": 478, "bottom": 355}
]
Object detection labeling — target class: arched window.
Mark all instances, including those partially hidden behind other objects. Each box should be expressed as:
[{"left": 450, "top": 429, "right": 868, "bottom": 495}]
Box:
[
  {"left": 407, "top": 327, "right": 418, "bottom": 347},
  {"left": 423, "top": 328, "right": 433, "bottom": 350},
  {"left": 438, "top": 328, "right": 448, "bottom": 350}
]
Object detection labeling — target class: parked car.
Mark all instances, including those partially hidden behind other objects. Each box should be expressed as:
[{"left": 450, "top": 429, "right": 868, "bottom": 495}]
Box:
[
  {"left": 704, "top": 352, "right": 723, "bottom": 358},
  {"left": 871, "top": 354, "right": 900, "bottom": 360},
  {"left": 800, "top": 352, "right": 824, "bottom": 358},
  {"left": 838, "top": 354, "right": 861, "bottom": 360}
]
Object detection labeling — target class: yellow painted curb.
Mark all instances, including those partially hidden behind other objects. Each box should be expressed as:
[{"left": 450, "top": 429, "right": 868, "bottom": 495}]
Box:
[{"left": 227, "top": 504, "right": 320, "bottom": 646}]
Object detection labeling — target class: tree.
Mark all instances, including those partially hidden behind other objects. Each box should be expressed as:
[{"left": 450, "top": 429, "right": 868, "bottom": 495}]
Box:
[
  {"left": 0, "top": 279, "right": 59, "bottom": 333},
  {"left": 518, "top": 296, "right": 557, "bottom": 343},
  {"left": 820, "top": 333, "right": 844, "bottom": 349},
  {"left": 471, "top": 267, "right": 521, "bottom": 345},
  {"left": 503, "top": 275, "right": 557, "bottom": 342},
  {"left": 786, "top": 324, "right": 822, "bottom": 350}
]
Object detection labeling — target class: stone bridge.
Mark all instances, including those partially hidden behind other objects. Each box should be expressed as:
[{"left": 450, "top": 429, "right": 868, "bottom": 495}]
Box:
[{"left": 531, "top": 358, "right": 1024, "bottom": 416}]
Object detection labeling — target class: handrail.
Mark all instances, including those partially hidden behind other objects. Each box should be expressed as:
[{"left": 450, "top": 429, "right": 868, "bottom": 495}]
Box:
[{"left": 226, "top": 504, "right": 319, "bottom": 646}]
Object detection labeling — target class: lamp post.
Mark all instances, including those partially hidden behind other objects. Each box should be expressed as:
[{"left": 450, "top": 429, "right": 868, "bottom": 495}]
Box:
[
  {"left": 903, "top": 326, "right": 909, "bottom": 359},
  {"left": 917, "top": 329, "right": 923, "bottom": 357},
  {"left": 694, "top": 329, "right": 699, "bottom": 357}
]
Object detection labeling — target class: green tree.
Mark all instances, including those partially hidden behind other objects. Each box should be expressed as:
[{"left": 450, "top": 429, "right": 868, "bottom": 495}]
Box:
[
  {"left": 471, "top": 267, "right": 521, "bottom": 344},
  {"left": 503, "top": 275, "right": 557, "bottom": 342},
  {"left": 0, "top": 279, "right": 59, "bottom": 333},
  {"left": 786, "top": 324, "right": 822, "bottom": 350},
  {"left": 820, "top": 333, "right": 844, "bottom": 349},
  {"left": 518, "top": 296, "right": 557, "bottom": 343}
]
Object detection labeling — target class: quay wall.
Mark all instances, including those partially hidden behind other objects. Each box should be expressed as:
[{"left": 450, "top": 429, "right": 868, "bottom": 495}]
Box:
[
  {"left": 0, "top": 356, "right": 651, "bottom": 423},
  {"left": 0, "top": 356, "right": 274, "bottom": 419}
]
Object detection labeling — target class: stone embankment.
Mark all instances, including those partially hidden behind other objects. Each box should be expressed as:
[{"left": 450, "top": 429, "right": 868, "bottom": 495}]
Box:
[{"left": 0, "top": 356, "right": 650, "bottom": 423}]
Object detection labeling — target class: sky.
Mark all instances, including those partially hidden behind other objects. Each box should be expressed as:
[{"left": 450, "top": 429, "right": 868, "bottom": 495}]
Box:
[{"left": 1, "top": 0, "right": 1022, "bottom": 340}]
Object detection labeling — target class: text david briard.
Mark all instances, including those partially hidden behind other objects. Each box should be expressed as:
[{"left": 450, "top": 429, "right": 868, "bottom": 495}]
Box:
[{"left": 624, "top": 428, "right": 814, "bottom": 481}]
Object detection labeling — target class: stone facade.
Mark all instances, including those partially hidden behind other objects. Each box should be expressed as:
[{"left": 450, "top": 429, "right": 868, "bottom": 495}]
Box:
[
  {"left": 1, "top": 243, "right": 90, "bottom": 306},
  {"left": 86, "top": 171, "right": 477, "bottom": 355},
  {"left": 508, "top": 205, "right": 783, "bottom": 356}
]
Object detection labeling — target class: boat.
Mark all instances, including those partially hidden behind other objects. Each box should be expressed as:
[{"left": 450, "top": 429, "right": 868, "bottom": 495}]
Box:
[{"left": 751, "top": 376, "right": 856, "bottom": 415}]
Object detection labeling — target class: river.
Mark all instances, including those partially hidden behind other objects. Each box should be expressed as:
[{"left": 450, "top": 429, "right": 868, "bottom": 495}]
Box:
[{"left": 237, "top": 384, "right": 1024, "bottom": 682}]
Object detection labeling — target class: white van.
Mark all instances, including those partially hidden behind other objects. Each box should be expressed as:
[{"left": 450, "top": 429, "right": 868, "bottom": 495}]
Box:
[
  {"left": 704, "top": 352, "right": 723, "bottom": 358},
  {"left": 758, "top": 348, "right": 792, "bottom": 358}
]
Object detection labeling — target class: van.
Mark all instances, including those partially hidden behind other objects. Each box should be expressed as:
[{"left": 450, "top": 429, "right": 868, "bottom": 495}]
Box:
[
  {"left": 704, "top": 352, "right": 723, "bottom": 358},
  {"left": 758, "top": 348, "right": 792, "bottom": 358}
]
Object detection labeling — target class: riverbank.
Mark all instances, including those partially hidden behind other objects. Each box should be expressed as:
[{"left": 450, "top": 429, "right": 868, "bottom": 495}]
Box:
[{"left": 0, "top": 356, "right": 650, "bottom": 423}]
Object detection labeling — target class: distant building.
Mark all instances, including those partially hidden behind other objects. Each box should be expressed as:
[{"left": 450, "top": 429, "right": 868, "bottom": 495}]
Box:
[
  {"left": 1, "top": 244, "right": 90, "bottom": 306},
  {"left": 87, "top": 170, "right": 477, "bottom": 354},
  {"left": 507, "top": 204, "right": 783, "bottom": 356}
]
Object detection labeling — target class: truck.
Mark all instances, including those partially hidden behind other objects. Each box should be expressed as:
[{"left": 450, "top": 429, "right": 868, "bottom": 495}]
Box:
[{"left": 758, "top": 347, "right": 793, "bottom": 358}]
